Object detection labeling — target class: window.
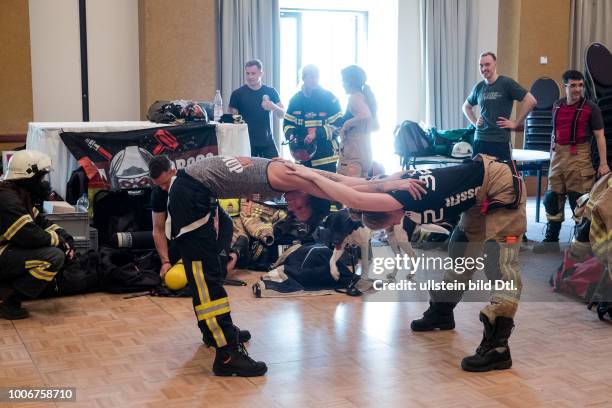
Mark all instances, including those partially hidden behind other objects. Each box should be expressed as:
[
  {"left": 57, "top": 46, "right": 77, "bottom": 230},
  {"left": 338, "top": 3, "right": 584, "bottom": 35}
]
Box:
[{"left": 280, "top": 9, "right": 368, "bottom": 115}]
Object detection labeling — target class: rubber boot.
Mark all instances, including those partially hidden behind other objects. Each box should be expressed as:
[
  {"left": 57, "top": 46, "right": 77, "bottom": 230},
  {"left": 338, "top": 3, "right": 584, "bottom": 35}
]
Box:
[
  {"left": 461, "top": 313, "right": 514, "bottom": 372},
  {"left": 533, "top": 221, "right": 562, "bottom": 254}
]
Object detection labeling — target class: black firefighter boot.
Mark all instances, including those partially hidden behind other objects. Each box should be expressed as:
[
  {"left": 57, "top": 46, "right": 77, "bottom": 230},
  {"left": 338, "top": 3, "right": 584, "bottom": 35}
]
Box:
[
  {"left": 410, "top": 301, "right": 456, "bottom": 331},
  {"left": 461, "top": 313, "right": 514, "bottom": 372},
  {"left": 533, "top": 221, "right": 562, "bottom": 254},
  {"left": 0, "top": 290, "right": 29, "bottom": 320},
  {"left": 212, "top": 333, "right": 267, "bottom": 377}
]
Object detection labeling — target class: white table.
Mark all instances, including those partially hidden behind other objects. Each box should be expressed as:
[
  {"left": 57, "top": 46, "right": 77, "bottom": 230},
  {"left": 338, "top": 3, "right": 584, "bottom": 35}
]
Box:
[
  {"left": 413, "top": 148, "right": 551, "bottom": 222},
  {"left": 26, "top": 121, "right": 250, "bottom": 198}
]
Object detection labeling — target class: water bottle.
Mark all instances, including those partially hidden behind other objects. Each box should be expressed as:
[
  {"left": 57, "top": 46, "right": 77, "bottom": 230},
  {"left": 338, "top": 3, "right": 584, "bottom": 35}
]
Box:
[
  {"left": 213, "top": 90, "right": 223, "bottom": 122},
  {"left": 76, "top": 193, "right": 89, "bottom": 213}
]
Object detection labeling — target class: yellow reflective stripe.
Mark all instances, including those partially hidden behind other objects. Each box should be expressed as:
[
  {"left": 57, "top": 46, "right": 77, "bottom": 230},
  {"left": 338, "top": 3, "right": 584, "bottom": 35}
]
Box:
[
  {"left": 32, "top": 207, "right": 40, "bottom": 218},
  {"left": 312, "top": 156, "right": 339, "bottom": 166},
  {"left": 48, "top": 231, "right": 59, "bottom": 247},
  {"left": 29, "top": 269, "right": 57, "bottom": 282},
  {"left": 0, "top": 244, "right": 7, "bottom": 256},
  {"left": 305, "top": 120, "right": 323, "bottom": 127},
  {"left": 191, "top": 261, "right": 227, "bottom": 347},
  {"left": 195, "top": 297, "right": 230, "bottom": 312},
  {"left": 591, "top": 228, "right": 612, "bottom": 244},
  {"left": 192, "top": 261, "right": 208, "bottom": 305},
  {"left": 25, "top": 260, "right": 51, "bottom": 269},
  {"left": 284, "top": 113, "right": 298, "bottom": 123},
  {"left": 326, "top": 111, "right": 343, "bottom": 124},
  {"left": 283, "top": 125, "right": 296, "bottom": 134},
  {"left": 545, "top": 212, "right": 564, "bottom": 221},
  {"left": 45, "top": 224, "right": 62, "bottom": 232},
  {"left": 206, "top": 317, "right": 227, "bottom": 347},
  {"left": 4, "top": 214, "right": 34, "bottom": 239},
  {"left": 197, "top": 306, "right": 231, "bottom": 321}
]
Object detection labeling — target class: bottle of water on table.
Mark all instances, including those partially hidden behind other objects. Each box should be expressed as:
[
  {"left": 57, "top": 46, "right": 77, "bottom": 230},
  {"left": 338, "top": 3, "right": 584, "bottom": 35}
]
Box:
[{"left": 76, "top": 193, "right": 89, "bottom": 213}]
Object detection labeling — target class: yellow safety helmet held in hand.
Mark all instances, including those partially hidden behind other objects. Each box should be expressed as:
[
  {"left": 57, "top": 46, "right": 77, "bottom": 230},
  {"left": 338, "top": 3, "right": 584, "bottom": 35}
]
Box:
[{"left": 164, "top": 260, "right": 188, "bottom": 290}]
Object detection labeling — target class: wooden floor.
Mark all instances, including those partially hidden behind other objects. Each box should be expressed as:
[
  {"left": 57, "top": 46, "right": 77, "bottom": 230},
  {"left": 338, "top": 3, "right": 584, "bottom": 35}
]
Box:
[
  {"left": 2, "top": 272, "right": 611, "bottom": 408},
  {"left": 2, "top": 200, "right": 612, "bottom": 408}
]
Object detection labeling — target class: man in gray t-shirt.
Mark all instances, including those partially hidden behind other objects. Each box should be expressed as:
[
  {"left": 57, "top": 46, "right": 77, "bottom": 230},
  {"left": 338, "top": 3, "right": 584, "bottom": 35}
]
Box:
[{"left": 463, "top": 52, "right": 537, "bottom": 160}]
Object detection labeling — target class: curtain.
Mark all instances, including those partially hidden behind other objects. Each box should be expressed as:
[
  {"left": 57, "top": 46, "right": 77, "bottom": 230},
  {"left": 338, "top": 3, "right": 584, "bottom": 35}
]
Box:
[
  {"left": 217, "top": 0, "right": 281, "bottom": 143},
  {"left": 569, "top": 0, "right": 612, "bottom": 70},
  {"left": 420, "top": 0, "right": 479, "bottom": 130}
]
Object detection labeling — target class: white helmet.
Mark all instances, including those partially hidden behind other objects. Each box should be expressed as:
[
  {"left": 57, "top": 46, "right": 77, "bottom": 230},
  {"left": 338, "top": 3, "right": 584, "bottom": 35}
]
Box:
[
  {"left": 2, "top": 150, "right": 52, "bottom": 181},
  {"left": 451, "top": 142, "right": 473, "bottom": 158}
]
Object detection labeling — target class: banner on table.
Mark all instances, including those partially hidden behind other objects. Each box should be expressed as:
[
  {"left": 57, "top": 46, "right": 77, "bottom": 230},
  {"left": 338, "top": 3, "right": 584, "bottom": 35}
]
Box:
[{"left": 60, "top": 123, "right": 218, "bottom": 190}]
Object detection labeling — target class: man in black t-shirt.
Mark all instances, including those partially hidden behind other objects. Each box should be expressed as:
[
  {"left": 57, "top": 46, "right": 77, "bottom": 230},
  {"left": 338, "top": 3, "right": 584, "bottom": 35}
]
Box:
[{"left": 229, "top": 59, "right": 284, "bottom": 158}]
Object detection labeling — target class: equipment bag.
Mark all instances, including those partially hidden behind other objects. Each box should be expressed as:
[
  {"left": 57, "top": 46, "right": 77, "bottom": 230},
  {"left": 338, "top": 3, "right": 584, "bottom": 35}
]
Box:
[
  {"left": 393, "top": 121, "right": 434, "bottom": 168},
  {"left": 92, "top": 189, "right": 153, "bottom": 247},
  {"left": 551, "top": 248, "right": 604, "bottom": 300},
  {"left": 429, "top": 126, "right": 475, "bottom": 157}
]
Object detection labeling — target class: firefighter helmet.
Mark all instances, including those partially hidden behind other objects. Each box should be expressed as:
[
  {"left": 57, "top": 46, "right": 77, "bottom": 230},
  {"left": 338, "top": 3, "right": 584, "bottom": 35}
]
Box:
[
  {"left": 164, "top": 260, "right": 188, "bottom": 290},
  {"left": 1, "top": 150, "right": 52, "bottom": 181},
  {"left": 289, "top": 138, "right": 317, "bottom": 162}
]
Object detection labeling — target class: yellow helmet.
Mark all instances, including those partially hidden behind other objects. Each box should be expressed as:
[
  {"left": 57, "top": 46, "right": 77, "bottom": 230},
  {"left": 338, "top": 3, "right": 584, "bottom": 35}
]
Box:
[{"left": 164, "top": 260, "right": 188, "bottom": 290}]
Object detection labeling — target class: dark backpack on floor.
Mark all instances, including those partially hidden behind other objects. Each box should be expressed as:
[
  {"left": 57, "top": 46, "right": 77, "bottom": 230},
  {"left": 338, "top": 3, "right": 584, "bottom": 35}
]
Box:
[{"left": 394, "top": 121, "right": 434, "bottom": 169}]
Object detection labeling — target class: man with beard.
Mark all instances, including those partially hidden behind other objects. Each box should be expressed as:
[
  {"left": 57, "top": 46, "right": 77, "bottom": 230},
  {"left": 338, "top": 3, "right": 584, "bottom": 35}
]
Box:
[{"left": 0, "top": 151, "right": 75, "bottom": 319}]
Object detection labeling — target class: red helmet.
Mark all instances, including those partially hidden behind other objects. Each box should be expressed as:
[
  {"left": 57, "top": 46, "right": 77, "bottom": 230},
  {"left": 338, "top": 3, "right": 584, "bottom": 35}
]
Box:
[{"left": 289, "top": 137, "right": 317, "bottom": 162}]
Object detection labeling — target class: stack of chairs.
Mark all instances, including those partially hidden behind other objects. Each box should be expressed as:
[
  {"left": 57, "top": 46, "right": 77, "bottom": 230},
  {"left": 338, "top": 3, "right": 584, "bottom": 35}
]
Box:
[
  {"left": 584, "top": 42, "right": 612, "bottom": 169},
  {"left": 524, "top": 77, "right": 559, "bottom": 152}
]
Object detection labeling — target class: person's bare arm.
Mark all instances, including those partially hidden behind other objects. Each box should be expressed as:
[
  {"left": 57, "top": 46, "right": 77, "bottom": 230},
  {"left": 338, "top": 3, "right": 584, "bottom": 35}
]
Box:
[
  {"left": 152, "top": 212, "right": 171, "bottom": 277},
  {"left": 282, "top": 162, "right": 426, "bottom": 199},
  {"left": 341, "top": 94, "right": 371, "bottom": 133},
  {"left": 497, "top": 92, "right": 537, "bottom": 130},
  {"left": 594, "top": 129, "right": 610, "bottom": 177},
  {"left": 272, "top": 102, "right": 285, "bottom": 119},
  {"left": 262, "top": 100, "right": 285, "bottom": 119},
  {"left": 286, "top": 165, "right": 404, "bottom": 211},
  {"left": 463, "top": 101, "right": 481, "bottom": 127}
]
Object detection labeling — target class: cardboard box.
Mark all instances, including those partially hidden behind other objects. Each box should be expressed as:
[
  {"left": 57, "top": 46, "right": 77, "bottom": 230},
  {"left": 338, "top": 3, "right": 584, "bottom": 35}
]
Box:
[{"left": 43, "top": 201, "right": 76, "bottom": 214}]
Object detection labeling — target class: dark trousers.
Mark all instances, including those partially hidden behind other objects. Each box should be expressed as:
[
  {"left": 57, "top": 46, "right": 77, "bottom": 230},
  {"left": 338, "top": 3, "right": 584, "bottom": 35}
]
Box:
[
  {"left": 0, "top": 246, "right": 64, "bottom": 298},
  {"left": 472, "top": 139, "right": 512, "bottom": 161},
  {"left": 251, "top": 143, "right": 279, "bottom": 159},
  {"left": 176, "top": 211, "right": 237, "bottom": 348}
]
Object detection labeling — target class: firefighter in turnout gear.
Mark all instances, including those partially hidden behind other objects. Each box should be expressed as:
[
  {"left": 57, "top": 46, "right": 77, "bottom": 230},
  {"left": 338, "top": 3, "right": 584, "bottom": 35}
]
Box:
[
  {"left": 534, "top": 70, "right": 609, "bottom": 253},
  {"left": 0, "top": 151, "right": 74, "bottom": 320},
  {"left": 284, "top": 64, "right": 343, "bottom": 172}
]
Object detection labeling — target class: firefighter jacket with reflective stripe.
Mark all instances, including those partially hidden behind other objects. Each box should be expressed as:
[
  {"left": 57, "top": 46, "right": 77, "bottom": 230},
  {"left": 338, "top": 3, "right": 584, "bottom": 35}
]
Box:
[
  {"left": 284, "top": 87, "right": 343, "bottom": 166},
  {"left": 0, "top": 186, "right": 71, "bottom": 256}
]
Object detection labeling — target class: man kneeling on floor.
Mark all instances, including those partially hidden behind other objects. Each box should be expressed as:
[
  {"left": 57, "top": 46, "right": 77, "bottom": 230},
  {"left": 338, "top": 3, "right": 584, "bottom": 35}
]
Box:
[{"left": 0, "top": 151, "right": 75, "bottom": 320}]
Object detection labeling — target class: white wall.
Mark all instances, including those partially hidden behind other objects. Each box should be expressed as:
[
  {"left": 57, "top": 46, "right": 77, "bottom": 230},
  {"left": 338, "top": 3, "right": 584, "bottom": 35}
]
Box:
[
  {"left": 29, "top": 0, "right": 82, "bottom": 121},
  {"left": 28, "top": 0, "right": 140, "bottom": 122},
  {"left": 87, "top": 0, "right": 140, "bottom": 121}
]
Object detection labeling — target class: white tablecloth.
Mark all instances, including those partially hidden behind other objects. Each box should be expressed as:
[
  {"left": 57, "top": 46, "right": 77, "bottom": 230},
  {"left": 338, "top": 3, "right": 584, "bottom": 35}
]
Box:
[{"left": 26, "top": 121, "right": 250, "bottom": 198}]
